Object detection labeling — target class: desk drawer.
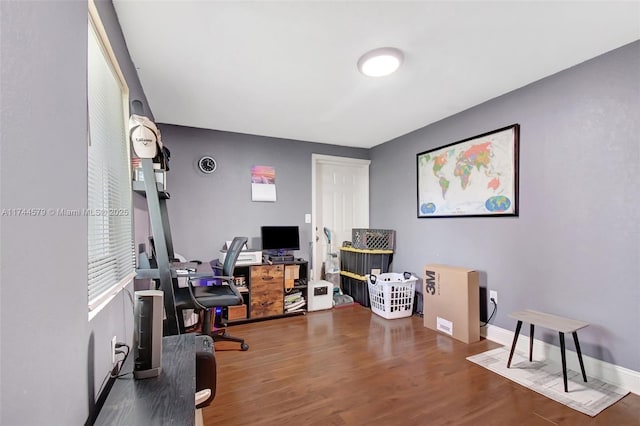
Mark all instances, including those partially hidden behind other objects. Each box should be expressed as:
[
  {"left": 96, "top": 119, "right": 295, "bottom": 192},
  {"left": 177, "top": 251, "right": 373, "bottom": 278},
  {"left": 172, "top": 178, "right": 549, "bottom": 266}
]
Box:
[{"left": 250, "top": 264, "right": 284, "bottom": 281}]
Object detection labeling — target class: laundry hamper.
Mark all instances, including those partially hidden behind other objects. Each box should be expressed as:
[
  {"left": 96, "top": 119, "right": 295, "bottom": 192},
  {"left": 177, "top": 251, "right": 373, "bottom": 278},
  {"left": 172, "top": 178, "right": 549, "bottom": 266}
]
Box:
[{"left": 367, "top": 272, "right": 418, "bottom": 319}]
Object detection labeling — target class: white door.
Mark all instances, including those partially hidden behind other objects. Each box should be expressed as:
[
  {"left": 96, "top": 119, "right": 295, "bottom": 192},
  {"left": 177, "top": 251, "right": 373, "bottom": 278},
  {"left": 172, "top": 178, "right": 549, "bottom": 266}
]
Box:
[{"left": 311, "top": 154, "right": 370, "bottom": 280}]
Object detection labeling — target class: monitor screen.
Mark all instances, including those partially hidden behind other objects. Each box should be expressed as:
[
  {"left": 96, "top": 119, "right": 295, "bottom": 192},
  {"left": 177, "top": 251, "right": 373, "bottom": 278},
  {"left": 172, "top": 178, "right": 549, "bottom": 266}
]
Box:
[{"left": 261, "top": 226, "right": 300, "bottom": 252}]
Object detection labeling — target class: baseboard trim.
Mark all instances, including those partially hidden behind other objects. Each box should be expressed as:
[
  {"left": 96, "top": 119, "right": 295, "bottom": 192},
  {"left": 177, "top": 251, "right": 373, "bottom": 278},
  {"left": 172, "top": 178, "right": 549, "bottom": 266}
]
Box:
[{"left": 481, "top": 324, "right": 640, "bottom": 396}]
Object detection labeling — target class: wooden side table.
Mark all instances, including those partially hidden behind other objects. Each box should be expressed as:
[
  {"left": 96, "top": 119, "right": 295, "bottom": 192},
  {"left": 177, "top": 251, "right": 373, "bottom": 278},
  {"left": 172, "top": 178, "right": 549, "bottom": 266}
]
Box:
[{"left": 507, "top": 309, "right": 589, "bottom": 392}]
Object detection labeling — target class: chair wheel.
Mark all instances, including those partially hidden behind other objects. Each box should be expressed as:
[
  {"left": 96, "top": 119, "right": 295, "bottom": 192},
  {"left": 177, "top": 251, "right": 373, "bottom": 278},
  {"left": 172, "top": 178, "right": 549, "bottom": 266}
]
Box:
[{"left": 241, "top": 343, "right": 249, "bottom": 351}]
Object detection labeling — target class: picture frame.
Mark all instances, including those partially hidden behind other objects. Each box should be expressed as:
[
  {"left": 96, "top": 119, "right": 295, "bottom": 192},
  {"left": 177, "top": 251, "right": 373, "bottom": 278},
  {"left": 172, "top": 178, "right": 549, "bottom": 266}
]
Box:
[{"left": 417, "top": 124, "right": 519, "bottom": 218}]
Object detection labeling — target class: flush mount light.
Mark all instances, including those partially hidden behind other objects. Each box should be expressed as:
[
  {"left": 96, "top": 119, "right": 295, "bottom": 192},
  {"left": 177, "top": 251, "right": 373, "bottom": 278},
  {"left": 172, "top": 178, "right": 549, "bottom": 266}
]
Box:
[{"left": 357, "top": 47, "right": 404, "bottom": 77}]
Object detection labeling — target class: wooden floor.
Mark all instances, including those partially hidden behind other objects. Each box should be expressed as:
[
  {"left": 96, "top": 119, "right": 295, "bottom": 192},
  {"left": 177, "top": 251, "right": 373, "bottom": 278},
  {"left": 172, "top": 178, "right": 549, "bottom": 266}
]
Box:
[{"left": 204, "top": 305, "right": 640, "bottom": 425}]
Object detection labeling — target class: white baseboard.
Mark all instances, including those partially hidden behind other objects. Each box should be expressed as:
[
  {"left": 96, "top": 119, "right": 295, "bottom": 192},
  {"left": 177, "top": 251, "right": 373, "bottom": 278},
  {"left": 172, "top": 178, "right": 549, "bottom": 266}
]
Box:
[{"left": 481, "top": 324, "right": 640, "bottom": 396}]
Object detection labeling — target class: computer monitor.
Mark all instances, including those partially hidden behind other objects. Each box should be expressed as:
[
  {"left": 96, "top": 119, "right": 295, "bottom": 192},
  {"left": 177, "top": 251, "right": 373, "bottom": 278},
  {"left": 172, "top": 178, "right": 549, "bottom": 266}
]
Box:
[{"left": 260, "top": 226, "right": 300, "bottom": 254}]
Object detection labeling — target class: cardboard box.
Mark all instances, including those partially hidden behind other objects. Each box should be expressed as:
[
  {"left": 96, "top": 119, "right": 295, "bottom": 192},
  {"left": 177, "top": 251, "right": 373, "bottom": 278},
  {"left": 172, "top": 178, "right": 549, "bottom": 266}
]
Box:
[
  {"left": 423, "top": 264, "right": 479, "bottom": 343},
  {"left": 284, "top": 264, "right": 300, "bottom": 289}
]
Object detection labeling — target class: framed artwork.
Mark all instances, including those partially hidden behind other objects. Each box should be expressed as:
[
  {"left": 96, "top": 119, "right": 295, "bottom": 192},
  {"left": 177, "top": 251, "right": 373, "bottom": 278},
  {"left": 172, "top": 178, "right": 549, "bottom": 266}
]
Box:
[
  {"left": 417, "top": 124, "right": 519, "bottom": 218},
  {"left": 251, "top": 165, "right": 277, "bottom": 202}
]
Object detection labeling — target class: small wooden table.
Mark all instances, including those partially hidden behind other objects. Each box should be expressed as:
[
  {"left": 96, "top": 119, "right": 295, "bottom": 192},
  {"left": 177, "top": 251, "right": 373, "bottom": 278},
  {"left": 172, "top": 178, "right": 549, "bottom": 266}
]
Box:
[{"left": 507, "top": 309, "right": 589, "bottom": 392}]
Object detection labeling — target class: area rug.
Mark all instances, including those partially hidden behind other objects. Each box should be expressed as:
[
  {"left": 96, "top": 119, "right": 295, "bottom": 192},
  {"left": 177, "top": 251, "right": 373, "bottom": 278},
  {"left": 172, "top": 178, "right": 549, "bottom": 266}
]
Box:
[{"left": 467, "top": 346, "right": 629, "bottom": 416}]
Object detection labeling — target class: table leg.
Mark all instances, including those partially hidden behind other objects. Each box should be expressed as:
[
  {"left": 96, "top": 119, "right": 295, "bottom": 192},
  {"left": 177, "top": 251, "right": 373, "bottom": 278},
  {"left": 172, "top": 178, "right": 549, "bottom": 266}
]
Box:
[
  {"left": 507, "top": 320, "right": 523, "bottom": 368},
  {"left": 529, "top": 324, "right": 535, "bottom": 362},
  {"left": 573, "top": 331, "right": 588, "bottom": 383},
  {"left": 559, "top": 332, "right": 568, "bottom": 392}
]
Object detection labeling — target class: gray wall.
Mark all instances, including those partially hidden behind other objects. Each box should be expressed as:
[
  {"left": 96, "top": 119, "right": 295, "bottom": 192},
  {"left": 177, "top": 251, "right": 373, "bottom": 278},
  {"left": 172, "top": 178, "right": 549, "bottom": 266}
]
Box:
[
  {"left": 370, "top": 40, "right": 640, "bottom": 371},
  {"left": 0, "top": 2, "right": 88, "bottom": 424},
  {"left": 0, "top": 1, "right": 151, "bottom": 424},
  {"left": 159, "top": 125, "right": 368, "bottom": 262}
]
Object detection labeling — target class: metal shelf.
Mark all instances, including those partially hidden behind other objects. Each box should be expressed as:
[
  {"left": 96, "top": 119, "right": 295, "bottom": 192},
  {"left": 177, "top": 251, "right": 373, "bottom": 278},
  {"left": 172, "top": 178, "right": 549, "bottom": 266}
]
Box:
[{"left": 132, "top": 180, "right": 170, "bottom": 199}]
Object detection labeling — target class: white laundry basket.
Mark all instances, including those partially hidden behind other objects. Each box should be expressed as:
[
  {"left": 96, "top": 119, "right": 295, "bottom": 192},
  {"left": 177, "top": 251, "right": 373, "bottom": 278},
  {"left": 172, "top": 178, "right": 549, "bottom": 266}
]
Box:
[{"left": 367, "top": 272, "right": 418, "bottom": 319}]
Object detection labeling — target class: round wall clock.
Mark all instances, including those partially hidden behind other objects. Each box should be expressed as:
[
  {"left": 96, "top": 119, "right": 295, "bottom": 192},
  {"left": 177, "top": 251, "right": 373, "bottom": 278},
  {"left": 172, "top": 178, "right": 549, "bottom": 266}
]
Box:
[{"left": 198, "top": 156, "right": 217, "bottom": 174}]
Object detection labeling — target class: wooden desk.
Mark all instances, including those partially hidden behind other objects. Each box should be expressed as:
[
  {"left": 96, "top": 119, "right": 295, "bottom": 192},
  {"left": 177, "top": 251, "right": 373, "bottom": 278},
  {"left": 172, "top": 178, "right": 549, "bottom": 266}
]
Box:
[
  {"left": 95, "top": 334, "right": 196, "bottom": 425},
  {"left": 507, "top": 309, "right": 589, "bottom": 392}
]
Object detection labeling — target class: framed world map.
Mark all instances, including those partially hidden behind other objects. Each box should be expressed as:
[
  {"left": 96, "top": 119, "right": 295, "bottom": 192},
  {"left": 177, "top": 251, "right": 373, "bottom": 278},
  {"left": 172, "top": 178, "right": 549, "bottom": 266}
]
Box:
[{"left": 417, "top": 124, "right": 519, "bottom": 218}]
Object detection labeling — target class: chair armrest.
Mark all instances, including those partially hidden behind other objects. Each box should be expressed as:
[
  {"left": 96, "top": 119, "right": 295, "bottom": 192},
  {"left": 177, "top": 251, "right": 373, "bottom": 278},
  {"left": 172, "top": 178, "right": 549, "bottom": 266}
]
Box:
[
  {"left": 196, "top": 275, "right": 244, "bottom": 299},
  {"left": 195, "top": 389, "right": 211, "bottom": 406},
  {"left": 186, "top": 275, "right": 244, "bottom": 309},
  {"left": 223, "top": 277, "right": 244, "bottom": 299},
  {"left": 185, "top": 279, "right": 208, "bottom": 310},
  {"left": 196, "top": 389, "right": 211, "bottom": 405}
]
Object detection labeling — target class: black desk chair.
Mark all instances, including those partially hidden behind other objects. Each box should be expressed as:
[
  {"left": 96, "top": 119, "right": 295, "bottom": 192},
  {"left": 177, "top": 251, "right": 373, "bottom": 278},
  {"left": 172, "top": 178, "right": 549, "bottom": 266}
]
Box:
[{"left": 186, "top": 236, "right": 249, "bottom": 351}]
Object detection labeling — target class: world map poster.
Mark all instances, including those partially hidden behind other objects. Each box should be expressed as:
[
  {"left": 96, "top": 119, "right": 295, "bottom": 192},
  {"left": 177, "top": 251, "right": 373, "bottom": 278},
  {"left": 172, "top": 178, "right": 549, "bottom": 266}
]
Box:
[{"left": 417, "top": 124, "right": 519, "bottom": 217}]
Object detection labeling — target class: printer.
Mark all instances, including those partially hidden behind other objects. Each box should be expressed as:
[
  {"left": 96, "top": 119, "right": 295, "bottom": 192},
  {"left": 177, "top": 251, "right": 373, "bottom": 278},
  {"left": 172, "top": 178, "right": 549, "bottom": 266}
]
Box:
[{"left": 219, "top": 241, "right": 262, "bottom": 266}]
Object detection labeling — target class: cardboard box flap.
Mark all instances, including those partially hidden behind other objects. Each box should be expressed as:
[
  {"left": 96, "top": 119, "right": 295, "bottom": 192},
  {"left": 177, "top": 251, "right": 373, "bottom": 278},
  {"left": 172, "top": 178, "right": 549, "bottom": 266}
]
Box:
[{"left": 424, "top": 264, "right": 477, "bottom": 273}]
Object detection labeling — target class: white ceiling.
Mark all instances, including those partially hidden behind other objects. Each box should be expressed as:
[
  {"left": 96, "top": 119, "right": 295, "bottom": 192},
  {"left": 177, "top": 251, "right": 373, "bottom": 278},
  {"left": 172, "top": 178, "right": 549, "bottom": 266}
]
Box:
[{"left": 113, "top": 1, "right": 640, "bottom": 149}]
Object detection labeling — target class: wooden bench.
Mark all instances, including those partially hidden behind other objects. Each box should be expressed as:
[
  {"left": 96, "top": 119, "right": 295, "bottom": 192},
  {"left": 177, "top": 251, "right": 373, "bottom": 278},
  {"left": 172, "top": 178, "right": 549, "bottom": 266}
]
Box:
[{"left": 507, "top": 309, "right": 589, "bottom": 392}]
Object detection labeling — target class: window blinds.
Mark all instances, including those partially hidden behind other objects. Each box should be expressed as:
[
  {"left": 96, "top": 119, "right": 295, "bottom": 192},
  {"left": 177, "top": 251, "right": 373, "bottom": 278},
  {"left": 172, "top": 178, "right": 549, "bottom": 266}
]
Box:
[{"left": 87, "top": 19, "right": 134, "bottom": 312}]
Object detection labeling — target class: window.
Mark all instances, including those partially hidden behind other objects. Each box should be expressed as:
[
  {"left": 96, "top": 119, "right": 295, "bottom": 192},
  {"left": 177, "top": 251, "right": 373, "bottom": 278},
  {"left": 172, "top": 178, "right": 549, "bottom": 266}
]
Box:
[{"left": 87, "top": 3, "right": 134, "bottom": 317}]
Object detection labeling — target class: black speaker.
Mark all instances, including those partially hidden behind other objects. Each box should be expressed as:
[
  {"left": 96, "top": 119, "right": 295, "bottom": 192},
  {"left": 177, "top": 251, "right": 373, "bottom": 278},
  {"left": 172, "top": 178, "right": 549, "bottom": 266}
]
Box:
[{"left": 133, "top": 290, "right": 163, "bottom": 379}]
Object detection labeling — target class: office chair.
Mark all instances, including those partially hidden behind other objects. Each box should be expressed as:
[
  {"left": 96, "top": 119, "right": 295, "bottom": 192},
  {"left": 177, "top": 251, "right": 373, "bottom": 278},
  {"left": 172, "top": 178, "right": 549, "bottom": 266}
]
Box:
[
  {"left": 186, "top": 236, "right": 249, "bottom": 351},
  {"left": 195, "top": 334, "right": 216, "bottom": 424}
]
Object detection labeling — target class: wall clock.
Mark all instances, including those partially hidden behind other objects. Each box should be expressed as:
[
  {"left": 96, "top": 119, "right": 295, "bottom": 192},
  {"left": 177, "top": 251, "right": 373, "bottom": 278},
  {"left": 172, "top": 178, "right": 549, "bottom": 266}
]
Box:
[{"left": 198, "top": 156, "right": 217, "bottom": 174}]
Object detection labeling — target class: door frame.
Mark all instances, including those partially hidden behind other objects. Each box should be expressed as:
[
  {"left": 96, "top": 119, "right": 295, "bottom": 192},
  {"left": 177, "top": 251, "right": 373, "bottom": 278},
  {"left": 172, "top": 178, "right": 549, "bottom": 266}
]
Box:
[{"left": 311, "top": 153, "right": 371, "bottom": 280}]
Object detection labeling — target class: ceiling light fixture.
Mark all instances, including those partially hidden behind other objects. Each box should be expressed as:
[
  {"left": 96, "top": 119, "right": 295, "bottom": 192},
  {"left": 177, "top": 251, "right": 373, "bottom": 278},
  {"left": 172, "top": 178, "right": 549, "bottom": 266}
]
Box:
[{"left": 357, "top": 47, "right": 404, "bottom": 77}]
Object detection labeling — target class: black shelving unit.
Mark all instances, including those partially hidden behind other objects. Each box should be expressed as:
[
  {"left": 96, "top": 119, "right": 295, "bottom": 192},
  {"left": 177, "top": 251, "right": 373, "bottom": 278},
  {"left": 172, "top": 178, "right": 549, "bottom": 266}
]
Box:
[{"left": 134, "top": 158, "right": 181, "bottom": 336}]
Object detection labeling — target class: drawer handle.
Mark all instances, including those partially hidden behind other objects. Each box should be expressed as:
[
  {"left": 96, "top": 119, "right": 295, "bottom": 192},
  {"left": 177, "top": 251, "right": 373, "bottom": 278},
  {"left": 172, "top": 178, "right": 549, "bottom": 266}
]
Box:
[{"left": 261, "top": 276, "right": 274, "bottom": 280}]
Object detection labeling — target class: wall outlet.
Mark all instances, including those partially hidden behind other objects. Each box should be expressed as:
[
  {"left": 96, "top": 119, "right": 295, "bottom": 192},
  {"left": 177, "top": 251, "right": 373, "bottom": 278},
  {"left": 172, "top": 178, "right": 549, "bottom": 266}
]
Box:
[
  {"left": 111, "top": 336, "right": 117, "bottom": 365},
  {"left": 489, "top": 290, "right": 498, "bottom": 305}
]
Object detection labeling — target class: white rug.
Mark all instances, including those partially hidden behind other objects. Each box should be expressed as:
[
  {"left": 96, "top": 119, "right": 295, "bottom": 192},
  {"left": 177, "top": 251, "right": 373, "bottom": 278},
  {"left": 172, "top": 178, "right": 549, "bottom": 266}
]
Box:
[{"left": 467, "top": 346, "right": 629, "bottom": 417}]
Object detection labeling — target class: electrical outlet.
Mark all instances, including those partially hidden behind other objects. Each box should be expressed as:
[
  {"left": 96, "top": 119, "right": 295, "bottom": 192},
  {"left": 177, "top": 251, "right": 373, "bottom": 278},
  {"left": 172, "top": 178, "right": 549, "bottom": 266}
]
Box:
[
  {"left": 489, "top": 290, "right": 498, "bottom": 305},
  {"left": 111, "top": 336, "right": 117, "bottom": 365}
]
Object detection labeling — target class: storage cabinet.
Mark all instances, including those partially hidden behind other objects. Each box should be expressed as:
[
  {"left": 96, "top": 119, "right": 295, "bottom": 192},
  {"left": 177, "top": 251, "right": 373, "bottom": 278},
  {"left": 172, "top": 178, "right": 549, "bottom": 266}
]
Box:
[
  {"left": 250, "top": 264, "right": 284, "bottom": 318},
  {"left": 222, "top": 260, "right": 308, "bottom": 323}
]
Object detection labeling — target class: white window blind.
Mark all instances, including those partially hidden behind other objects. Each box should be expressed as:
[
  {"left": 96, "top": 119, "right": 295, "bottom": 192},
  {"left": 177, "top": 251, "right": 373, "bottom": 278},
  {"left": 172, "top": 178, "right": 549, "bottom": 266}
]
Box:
[{"left": 87, "top": 13, "right": 134, "bottom": 313}]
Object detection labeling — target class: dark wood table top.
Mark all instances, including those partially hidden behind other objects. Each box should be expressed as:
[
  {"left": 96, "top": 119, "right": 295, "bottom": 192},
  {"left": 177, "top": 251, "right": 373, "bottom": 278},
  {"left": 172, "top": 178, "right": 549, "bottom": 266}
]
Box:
[{"left": 95, "top": 334, "right": 196, "bottom": 425}]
